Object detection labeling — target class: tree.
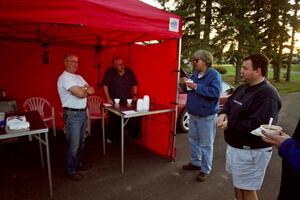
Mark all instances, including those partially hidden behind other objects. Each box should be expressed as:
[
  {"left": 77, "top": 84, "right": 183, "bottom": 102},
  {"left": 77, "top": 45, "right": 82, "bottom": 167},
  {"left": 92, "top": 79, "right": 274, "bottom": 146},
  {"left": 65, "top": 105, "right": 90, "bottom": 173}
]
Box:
[
  {"left": 158, "top": 0, "right": 215, "bottom": 64},
  {"left": 157, "top": 0, "right": 297, "bottom": 83},
  {"left": 286, "top": 0, "right": 300, "bottom": 82},
  {"left": 260, "top": 0, "right": 290, "bottom": 82},
  {"left": 215, "top": 0, "right": 261, "bottom": 83}
]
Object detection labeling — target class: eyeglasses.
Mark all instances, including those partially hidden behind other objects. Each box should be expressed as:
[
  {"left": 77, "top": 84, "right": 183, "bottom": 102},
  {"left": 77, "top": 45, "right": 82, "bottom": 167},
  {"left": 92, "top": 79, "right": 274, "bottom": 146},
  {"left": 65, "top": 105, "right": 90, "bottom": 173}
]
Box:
[
  {"left": 67, "top": 60, "right": 79, "bottom": 64},
  {"left": 191, "top": 58, "right": 199, "bottom": 63}
]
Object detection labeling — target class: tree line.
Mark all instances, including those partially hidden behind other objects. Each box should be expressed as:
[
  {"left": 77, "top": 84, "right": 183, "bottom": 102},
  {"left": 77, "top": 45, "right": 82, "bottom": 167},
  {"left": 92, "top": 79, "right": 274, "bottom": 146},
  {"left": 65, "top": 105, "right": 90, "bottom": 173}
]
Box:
[{"left": 158, "top": 0, "right": 299, "bottom": 83}]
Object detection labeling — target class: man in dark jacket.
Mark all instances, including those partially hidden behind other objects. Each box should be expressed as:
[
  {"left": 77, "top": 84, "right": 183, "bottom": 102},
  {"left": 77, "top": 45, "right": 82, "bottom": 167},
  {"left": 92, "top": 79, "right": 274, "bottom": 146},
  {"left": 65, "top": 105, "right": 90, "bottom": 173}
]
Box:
[
  {"left": 217, "top": 54, "right": 281, "bottom": 200},
  {"left": 102, "top": 56, "right": 140, "bottom": 142},
  {"left": 262, "top": 119, "right": 300, "bottom": 200}
]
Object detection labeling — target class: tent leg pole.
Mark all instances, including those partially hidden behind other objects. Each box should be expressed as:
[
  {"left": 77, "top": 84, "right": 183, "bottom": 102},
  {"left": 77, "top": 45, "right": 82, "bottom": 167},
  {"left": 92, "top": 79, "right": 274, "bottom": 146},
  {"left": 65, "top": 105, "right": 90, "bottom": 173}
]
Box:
[
  {"left": 121, "top": 117, "right": 124, "bottom": 173},
  {"left": 172, "top": 38, "right": 182, "bottom": 161}
]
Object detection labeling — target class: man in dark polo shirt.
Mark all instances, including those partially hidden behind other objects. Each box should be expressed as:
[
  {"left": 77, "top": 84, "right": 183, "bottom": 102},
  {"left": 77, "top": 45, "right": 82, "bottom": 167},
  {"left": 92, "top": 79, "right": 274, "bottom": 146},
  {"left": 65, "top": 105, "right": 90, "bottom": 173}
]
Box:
[
  {"left": 217, "top": 54, "right": 281, "bottom": 200},
  {"left": 102, "top": 56, "right": 140, "bottom": 142}
]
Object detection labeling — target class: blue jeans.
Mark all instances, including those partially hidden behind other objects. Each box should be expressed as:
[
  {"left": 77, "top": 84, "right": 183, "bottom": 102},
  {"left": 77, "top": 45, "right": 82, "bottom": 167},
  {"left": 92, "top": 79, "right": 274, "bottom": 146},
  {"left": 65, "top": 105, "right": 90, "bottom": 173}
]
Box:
[
  {"left": 188, "top": 114, "right": 217, "bottom": 174},
  {"left": 63, "top": 110, "right": 87, "bottom": 175}
]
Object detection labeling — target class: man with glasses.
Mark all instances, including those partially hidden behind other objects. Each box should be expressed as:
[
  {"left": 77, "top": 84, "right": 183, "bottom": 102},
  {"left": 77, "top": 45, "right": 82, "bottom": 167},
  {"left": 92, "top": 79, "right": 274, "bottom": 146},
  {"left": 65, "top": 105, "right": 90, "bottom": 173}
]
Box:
[
  {"left": 182, "top": 50, "right": 222, "bottom": 182},
  {"left": 57, "top": 54, "right": 95, "bottom": 181}
]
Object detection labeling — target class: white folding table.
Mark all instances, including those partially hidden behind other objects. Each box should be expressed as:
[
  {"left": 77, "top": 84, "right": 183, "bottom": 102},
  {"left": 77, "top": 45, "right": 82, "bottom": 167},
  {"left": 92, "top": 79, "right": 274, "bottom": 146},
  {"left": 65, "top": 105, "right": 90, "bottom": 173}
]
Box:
[{"left": 0, "top": 111, "right": 53, "bottom": 197}]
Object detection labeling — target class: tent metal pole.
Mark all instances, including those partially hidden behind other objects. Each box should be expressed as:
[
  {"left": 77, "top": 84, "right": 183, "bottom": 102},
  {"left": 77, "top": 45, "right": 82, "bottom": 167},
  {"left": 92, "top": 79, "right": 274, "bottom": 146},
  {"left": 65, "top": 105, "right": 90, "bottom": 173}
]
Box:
[{"left": 171, "top": 38, "right": 182, "bottom": 161}]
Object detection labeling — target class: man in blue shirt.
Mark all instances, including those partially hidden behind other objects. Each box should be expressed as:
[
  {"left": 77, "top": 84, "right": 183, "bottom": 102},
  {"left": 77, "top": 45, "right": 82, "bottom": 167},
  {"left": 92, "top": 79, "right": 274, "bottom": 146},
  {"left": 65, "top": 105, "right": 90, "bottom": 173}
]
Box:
[
  {"left": 182, "top": 50, "right": 222, "bottom": 182},
  {"left": 262, "top": 119, "right": 300, "bottom": 200}
]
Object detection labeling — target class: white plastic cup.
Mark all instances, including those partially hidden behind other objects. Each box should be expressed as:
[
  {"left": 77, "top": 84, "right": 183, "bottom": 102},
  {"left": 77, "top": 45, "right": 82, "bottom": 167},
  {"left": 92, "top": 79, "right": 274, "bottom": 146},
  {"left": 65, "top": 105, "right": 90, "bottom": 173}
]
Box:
[
  {"left": 127, "top": 99, "right": 132, "bottom": 105},
  {"left": 185, "top": 79, "right": 193, "bottom": 91},
  {"left": 114, "top": 98, "right": 120, "bottom": 104}
]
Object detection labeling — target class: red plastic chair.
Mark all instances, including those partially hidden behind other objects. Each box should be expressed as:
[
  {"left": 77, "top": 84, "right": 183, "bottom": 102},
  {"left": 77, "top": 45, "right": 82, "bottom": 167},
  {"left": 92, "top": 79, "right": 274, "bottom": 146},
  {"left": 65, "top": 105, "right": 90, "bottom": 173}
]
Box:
[{"left": 86, "top": 96, "right": 107, "bottom": 136}]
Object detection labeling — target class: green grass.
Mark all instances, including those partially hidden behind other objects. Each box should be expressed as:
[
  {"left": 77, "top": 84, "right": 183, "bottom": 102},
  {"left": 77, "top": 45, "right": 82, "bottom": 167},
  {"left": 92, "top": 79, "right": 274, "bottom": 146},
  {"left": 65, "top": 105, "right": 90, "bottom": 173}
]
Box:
[
  {"left": 291, "top": 64, "right": 300, "bottom": 71},
  {"left": 220, "top": 64, "right": 300, "bottom": 94}
]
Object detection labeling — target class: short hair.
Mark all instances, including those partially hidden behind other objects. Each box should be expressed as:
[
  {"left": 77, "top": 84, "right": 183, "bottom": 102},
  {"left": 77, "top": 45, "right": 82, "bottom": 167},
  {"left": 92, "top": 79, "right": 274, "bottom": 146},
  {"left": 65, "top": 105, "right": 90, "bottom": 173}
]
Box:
[
  {"left": 64, "top": 54, "right": 77, "bottom": 61},
  {"left": 112, "top": 56, "right": 123, "bottom": 64},
  {"left": 192, "top": 50, "right": 213, "bottom": 66},
  {"left": 243, "top": 54, "right": 269, "bottom": 76}
]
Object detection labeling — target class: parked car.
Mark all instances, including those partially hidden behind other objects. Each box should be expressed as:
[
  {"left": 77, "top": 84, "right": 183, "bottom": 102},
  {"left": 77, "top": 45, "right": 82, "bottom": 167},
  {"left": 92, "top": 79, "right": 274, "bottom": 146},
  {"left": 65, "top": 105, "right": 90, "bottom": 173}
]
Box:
[{"left": 177, "top": 69, "right": 234, "bottom": 133}]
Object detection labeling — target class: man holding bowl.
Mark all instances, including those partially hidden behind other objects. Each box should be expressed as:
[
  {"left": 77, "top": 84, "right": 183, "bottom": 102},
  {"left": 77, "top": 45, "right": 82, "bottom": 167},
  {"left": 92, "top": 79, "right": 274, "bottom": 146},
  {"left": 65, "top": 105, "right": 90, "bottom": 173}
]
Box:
[{"left": 217, "top": 54, "right": 281, "bottom": 200}]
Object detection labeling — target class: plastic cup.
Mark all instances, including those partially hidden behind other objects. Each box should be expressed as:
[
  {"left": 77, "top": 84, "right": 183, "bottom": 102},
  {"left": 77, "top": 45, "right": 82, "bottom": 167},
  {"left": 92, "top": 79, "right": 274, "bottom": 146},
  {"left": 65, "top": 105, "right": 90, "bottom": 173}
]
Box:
[
  {"left": 127, "top": 99, "right": 132, "bottom": 104},
  {"left": 114, "top": 98, "right": 120, "bottom": 104},
  {"left": 185, "top": 79, "right": 193, "bottom": 91}
]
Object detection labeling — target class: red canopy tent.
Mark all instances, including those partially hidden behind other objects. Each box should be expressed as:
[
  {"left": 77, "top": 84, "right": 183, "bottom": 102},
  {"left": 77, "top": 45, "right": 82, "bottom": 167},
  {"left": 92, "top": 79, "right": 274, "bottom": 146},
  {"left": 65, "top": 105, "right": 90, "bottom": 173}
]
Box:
[{"left": 0, "top": 0, "right": 182, "bottom": 159}]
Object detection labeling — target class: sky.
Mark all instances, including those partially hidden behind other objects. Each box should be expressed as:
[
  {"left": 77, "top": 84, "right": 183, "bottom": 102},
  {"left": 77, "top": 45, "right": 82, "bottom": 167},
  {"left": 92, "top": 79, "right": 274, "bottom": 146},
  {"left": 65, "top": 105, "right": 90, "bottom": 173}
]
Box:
[
  {"left": 140, "top": 0, "right": 176, "bottom": 10},
  {"left": 140, "top": 0, "right": 162, "bottom": 8}
]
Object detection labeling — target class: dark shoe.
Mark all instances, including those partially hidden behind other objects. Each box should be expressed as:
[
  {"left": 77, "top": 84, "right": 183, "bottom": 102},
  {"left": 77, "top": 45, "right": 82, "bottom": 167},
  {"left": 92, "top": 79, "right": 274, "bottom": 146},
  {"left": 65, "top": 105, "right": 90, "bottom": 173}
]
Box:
[
  {"left": 78, "top": 163, "right": 90, "bottom": 173},
  {"left": 68, "top": 172, "right": 83, "bottom": 181},
  {"left": 196, "top": 172, "right": 208, "bottom": 182},
  {"left": 182, "top": 163, "right": 201, "bottom": 170}
]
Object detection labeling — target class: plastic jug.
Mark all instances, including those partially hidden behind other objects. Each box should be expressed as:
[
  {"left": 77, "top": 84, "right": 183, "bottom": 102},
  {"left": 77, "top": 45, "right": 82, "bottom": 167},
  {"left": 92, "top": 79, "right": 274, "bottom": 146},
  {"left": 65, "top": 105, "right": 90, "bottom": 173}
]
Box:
[
  {"left": 136, "top": 99, "right": 144, "bottom": 111},
  {"left": 143, "top": 95, "right": 150, "bottom": 111}
]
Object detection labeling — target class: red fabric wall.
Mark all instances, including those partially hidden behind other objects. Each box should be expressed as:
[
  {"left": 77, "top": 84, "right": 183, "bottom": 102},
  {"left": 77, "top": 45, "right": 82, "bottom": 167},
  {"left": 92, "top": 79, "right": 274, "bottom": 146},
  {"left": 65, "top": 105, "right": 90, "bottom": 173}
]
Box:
[{"left": 0, "top": 39, "right": 178, "bottom": 158}]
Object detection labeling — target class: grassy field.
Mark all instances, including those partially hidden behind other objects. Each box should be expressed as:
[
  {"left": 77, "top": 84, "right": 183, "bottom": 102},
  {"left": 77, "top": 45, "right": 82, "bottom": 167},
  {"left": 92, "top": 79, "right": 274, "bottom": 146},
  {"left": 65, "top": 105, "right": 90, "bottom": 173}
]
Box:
[{"left": 220, "top": 64, "right": 300, "bottom": 94}]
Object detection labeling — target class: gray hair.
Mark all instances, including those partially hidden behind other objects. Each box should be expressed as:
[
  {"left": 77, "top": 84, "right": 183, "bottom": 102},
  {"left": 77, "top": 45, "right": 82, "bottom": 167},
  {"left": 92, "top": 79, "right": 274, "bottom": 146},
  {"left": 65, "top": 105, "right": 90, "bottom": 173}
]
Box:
[
  {"left": 193, "top": 50, "right": 213, "bottom": 66},
  {"left": 64, "top": 53, "right": 77, "bottom": 61}
]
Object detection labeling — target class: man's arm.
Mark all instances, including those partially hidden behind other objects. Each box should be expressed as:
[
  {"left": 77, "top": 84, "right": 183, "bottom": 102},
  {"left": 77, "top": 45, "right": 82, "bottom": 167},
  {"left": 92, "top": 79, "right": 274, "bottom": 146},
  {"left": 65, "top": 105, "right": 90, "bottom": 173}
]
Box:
[
  {"left": 86, "top": 84, "right": 95, "bottom": 95},
  {"left": 195, "top": 76, "right": 222, "bottom": 98},
  {"left": 103, "top": 85, "right": 113, "bottom": 104},
  {"left": 131, "top": 85, "right": 138, "bottom": 101},
  {"left": 262, "top": 131, "right": 300, "bottom": 175},
  {"left": 69, "top": 85, "right": 90, "bottom": 98},
  {"left": 278, "top": 138, "right": 300, "bottom": 175}
]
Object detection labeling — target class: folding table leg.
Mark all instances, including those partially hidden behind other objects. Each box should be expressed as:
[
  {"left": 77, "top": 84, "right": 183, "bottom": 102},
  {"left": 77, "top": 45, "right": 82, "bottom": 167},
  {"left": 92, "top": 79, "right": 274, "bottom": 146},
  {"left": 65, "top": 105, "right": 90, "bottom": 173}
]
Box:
[
  {"left": 102, "top": 107, "right": 106, "bottom": 155},
  {"left": 45, "top": 131, "right": 53, "bottom": 198},
  {"left": 121, "top": 117, "right": 124, "bottom": 173},
  {"left": 38, "top": 133, "right": 44, "bottom": 169}
]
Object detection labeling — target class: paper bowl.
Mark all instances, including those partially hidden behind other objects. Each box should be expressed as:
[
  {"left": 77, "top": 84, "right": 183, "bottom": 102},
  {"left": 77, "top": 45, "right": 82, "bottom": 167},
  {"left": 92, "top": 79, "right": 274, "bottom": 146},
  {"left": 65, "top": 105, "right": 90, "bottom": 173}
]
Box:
[{"left": 260, "top": 124, "right": 282, "bottom": 135}]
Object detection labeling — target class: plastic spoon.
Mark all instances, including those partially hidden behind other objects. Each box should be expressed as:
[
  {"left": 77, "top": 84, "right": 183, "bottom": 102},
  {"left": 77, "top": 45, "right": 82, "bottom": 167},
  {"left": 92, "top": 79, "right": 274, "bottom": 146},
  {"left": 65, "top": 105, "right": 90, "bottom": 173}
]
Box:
[{"left": 268, "top": 117, "right": 274, "bottom": 130}]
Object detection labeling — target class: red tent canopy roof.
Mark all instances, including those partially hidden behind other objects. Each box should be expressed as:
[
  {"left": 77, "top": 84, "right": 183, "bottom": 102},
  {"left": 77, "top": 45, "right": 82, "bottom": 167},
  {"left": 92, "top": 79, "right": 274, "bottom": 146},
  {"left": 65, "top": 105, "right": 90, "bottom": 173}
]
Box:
[{"left": 0, "top": 0, "right": 182, "bottom": 46}]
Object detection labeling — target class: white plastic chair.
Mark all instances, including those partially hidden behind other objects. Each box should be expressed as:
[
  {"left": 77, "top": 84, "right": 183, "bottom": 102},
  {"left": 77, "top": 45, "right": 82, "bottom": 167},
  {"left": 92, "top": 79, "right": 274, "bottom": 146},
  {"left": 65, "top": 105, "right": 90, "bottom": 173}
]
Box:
[
  {"left": 23, "top": 97, "right": 56, "bottom": 137},
  {"left": 86, "top": 96, "right": 107, "bottom": 136}
]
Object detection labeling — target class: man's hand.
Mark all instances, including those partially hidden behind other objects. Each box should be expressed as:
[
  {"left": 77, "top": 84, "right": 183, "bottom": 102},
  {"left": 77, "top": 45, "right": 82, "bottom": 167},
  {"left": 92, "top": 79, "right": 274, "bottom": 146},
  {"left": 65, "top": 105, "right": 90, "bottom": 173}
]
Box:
[
  {"left": 132, "top": 95, "right": 138, "bottom": 102},
  {"left": 186, "top": 82, "right": 197, "bottom": 90},
  {"left": 217, "top": 113, "right": 228, "bottom": 130},
  {"left": 85, "top": 84, "right": 95, "bottom": 95},
  {"left": 182, "top": 77, "right": 188, "bottom": 82},
  {"left": 107, "top": 98, "right": 113, "bottom": 104},
  {"left": 261, "top": 131, "right": 290, "bottom": 149}
]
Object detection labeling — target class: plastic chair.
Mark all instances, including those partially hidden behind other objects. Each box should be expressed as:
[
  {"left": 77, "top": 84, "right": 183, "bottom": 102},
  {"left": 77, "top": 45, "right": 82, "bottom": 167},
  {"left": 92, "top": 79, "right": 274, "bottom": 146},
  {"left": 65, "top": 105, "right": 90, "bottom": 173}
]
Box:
[
  {"left": 86, "top": 96, "right": 107, "bottom": 136},
  {"left": 23, "top": 97, "right": 56, "bottom": 137}
]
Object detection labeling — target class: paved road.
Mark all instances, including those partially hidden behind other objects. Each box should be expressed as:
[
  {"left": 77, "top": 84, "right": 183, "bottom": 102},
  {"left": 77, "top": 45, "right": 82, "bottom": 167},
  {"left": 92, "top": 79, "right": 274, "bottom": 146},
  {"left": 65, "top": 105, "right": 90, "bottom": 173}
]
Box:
[{"left": 0, "top": 93, "right": 299, "bottom": 200}]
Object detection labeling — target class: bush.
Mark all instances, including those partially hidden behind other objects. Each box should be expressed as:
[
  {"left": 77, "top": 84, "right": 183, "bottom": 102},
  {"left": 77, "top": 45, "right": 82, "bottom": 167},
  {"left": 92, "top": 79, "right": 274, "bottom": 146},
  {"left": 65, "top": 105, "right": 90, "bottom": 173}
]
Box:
[{"left": 213, "top": 65, "right": 227, "bottom": 74}]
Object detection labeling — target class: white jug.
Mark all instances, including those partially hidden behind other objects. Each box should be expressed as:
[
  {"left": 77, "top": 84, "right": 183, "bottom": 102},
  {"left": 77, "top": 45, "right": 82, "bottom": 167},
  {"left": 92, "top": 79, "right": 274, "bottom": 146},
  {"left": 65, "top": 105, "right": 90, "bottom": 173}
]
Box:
[
  {"left": 143, "top": 95, "right": 150, "bottom": 111},
  {"left": 136, "top": 99, "right": 144, "bottom": 111}
]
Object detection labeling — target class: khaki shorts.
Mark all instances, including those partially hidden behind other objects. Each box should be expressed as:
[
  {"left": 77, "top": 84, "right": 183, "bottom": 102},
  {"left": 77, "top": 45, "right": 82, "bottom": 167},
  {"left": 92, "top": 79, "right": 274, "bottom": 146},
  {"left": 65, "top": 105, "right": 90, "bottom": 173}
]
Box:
[{"left": 226, "top": 145, "right": 272, "bottom": 190}]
